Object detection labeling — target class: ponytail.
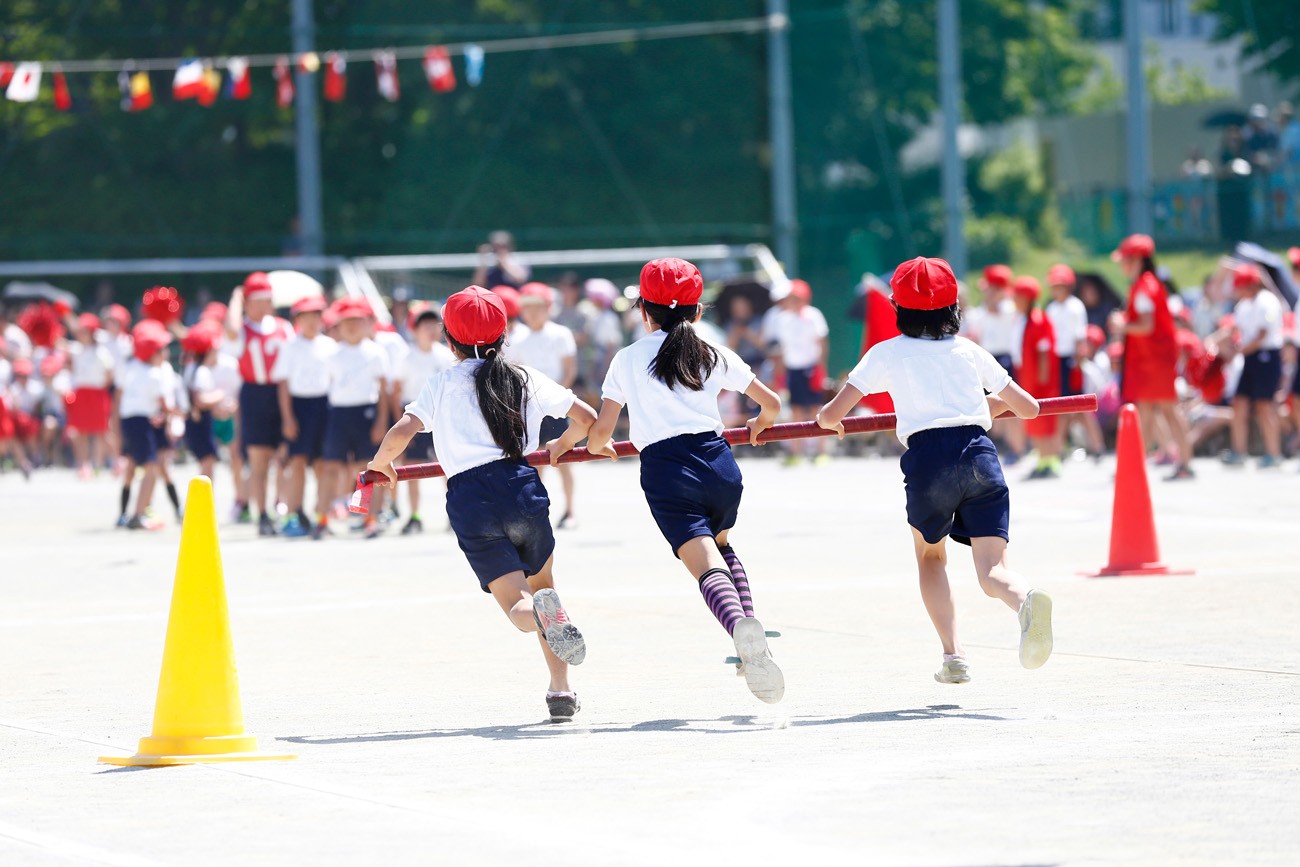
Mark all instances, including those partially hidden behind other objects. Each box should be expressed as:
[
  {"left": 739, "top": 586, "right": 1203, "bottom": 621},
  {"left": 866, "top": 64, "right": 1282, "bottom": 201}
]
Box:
[
  {"left": 642, "top": 300, "right": 719, "bottom": 391},
  {"left": 448, "top": 334, "right": 527, "bottom": 460}
]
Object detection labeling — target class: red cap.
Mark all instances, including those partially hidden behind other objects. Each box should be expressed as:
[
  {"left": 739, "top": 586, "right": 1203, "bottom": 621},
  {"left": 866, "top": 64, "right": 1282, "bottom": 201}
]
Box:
[
  {"left": 243, "top": 271, "right": 274, "bottom": 301},
  {"left": 142, "top": 285, "right": 184, "bottom": 325},
  {"left": 444, "top": 286, "right": 508, "bottom": 346},
  {"left": 639, "top": 258, "right": 703, "bottom": 308},
  {"left": 77, "top": 312, "right": 102, "bottom": 332},
  {"left": 181, "top": 321, "right": 221, "bottom": 355},
  {"left": 106, "top": 304, "right": 131, "bottom": 327},
  {"left": 890, "top": 257, "right": 959, "bottom": 311},
  {"left": 519, "top": 282, "right": 555, "bottom": 306},
  {"left": 1086, "top": 324, "right": 1106, "bottom": 347},
  {"left": 1047, "top": 264, "right": 1076, "bottom": 288},
  {"left": 333, "top": 297, "right": 373, "bottom": 321},
  {"left": 789, "top": 279, "right": 812, "bottom": 302},
  {"left": 40, "top": 352, "right": 66, "bottom": 378},
  {"left": 201, "top": 301, "right": 228, "bottom": 322},
  {"left": 1288, "top": 247, "right": 1300, "bottom": 269},
  {"left": 1232, "top": 264, "right": 1262, "bottom": 289},
  {"left": 492, "top": 285, "right": 522, "bottom": 319},
  {"left": 1112, "top": 234, "right": 1156, "bottom": 262},
  {"left": 321, "top": 305, "right": 340, "bottom": 329},
  {"left": 12, "top": 357, "right": 33, "bottom": 377},
  {"left": 982, "top": 265, "right": 1013, "bottom": 289},
  {"left": 291, "top": 296, "right": 327, "bottom": 316},
  {"left": 131, "top": 319, "right": 173, "bottom": 361},
  {"left": 1013, "top": 275, "right": 1042, "bottom": 300}
]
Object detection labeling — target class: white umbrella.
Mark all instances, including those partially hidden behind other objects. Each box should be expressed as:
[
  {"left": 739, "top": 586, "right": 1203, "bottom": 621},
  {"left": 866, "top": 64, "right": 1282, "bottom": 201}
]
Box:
[{"left": 265, "top": 270, "right": 324, "bottom": 309}]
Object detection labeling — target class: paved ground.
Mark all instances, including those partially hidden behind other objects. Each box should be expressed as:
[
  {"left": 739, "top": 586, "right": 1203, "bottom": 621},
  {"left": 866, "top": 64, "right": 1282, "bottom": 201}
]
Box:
[{"left": 1, "top": 451, "right": 1297, "bottom": 866}]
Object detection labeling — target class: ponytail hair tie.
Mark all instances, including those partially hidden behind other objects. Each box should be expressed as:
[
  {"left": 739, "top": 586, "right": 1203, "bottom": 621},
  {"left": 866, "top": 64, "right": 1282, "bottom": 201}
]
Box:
[{"left": 473, "top": 345, "right": 481, "bottom": 360}]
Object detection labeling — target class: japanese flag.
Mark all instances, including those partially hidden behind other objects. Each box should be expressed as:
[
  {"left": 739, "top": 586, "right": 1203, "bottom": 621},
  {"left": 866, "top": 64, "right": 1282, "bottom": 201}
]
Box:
[
  {"left": 227, "top": 57, "right": 251, "bottom": 100},
  {"left": 423, "top": 47, "right": 455, "bottom": 93},
  {"left": 6, "top": 62, "right": 42, "bottom": 103},
  {"left": 273, "top": 57, "right": 294, "bottom": 109},
  {"left": 374, "top": 51, "right": 399, "bottom": 102}
]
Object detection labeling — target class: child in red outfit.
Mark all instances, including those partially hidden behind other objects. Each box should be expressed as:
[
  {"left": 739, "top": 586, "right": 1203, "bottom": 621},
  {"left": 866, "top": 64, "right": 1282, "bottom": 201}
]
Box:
[{"left": 1012, "top": 276, "right": 1061, "bottom": 479}]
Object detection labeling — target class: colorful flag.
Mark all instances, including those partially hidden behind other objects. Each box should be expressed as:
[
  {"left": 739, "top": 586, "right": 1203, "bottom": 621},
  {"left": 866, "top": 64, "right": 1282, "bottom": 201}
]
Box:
[
  {"left": 53, "top": 70, "right": 72, "bottom": 111},
  {"left": 5, "top": 62, "right": 42, "bottom": 103},
  {"left": 173, "top": 59, "right": 205, "bottom": 100},
  {"left": 197, "top": 64, "right": 222, "bottom": 106},
  {"left": 119, "top": 68, "right": 153, "bottom": 111},
  {"left": 273, "top": 57, "right": 294, "bottom": 109},
  {"left": 464, "top": 45, "right": 485, "bottom": 87},
  {"left": 227, "top": 57, "right": 251, "bottom": 100},
  {"left": 422, "top": 46, "right": 455, "bottom": 93},
  {"left": 0, "top": 63, "right": 14, "bottom": 89},
  {"left": 375, "top": 51, "right": 399, "bottom": 102},
  {"left": 323, "top": 53, "right": 346, "bottom": 102}
]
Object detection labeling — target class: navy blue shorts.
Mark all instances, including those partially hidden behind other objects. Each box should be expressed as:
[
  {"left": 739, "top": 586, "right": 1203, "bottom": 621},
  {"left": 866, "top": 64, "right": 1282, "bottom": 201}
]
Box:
[
  {"left": 539, "top": 415, "right": 569, "bottom": 445},
  {"left": 1236, "top": 350, "right": 1282, "bottom": 401},
  {"left": 994, "top": 354, "right": 1015, "bottom": 377},
  {"left": 1058, "top": 355, "right": 1079, "bottom": 396},
  {"left": 288, "top": 395, "right": 329, "bottom": 460},
  {"left": 403, "top": 433, "right": 435, "bottom": 462},
  {"left": 239, "top": 382, "right": 282, "bottom": 449},
  {"left": 446, "top": 459, "right": 555, "bottom": 592},
  {"left": 786, "top": 366, "right": 820, "bottom": 407},
  {"left": 324, "top": 403, "right": 378, "bottom": 463},
  {"left": 120, "top": 416, "right": 162, "bottom": 465},
  {"left": 639, "top": 432, "right": 742, "bottom": 556},
  {"left": 184, "top": 411, "right": 218, "bottom": 461},
  {"left": 901, "top": 425, "right": 1010, "bottom": 547}
]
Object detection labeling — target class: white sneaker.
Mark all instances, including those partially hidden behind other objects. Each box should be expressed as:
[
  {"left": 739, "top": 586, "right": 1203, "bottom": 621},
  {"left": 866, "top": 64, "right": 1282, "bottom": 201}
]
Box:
[
  {"left": 934, "top": 656, "right": 971, "bottom": 684},
  {"left": 732, "top": 617, "right": 785, "bottom": 704},
  {"left": 532, "top": 588, "right": 586, "bottom": 665},
  {"left": 1018, "top": 589, "right": 1054, "bottom": 669}
]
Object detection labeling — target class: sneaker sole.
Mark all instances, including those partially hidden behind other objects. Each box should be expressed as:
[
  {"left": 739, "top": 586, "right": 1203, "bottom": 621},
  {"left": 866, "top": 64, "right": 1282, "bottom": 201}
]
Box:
[
  {"left": 1019, "top": 590, "right": 1054, "bottom": 669},
  {"left": 934, "top": 669, "right": 971, "bottom": 684},
  {"left": 533, "top": 589, "right": 586, "bottom": 666},
  {"left": 733, "top": 617, "right": 785, "bottom": 704},
  {"left": 547, "top": 698, "right": 581, "bottom": 723}
]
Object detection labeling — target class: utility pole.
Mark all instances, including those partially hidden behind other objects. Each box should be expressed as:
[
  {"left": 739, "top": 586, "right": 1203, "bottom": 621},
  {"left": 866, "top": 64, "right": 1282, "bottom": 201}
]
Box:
[
  {"left": 1123, "top": 0, "right": 1152, "bottom": 234},
  {"left": 766, "top": 0, "right": 798, "bottom": 275},
  {"left": 291, "top": 0, "right": 325, "bottom": 257},
  {"left": 937, "top": 0, "right": 967, "bottom": 277}
]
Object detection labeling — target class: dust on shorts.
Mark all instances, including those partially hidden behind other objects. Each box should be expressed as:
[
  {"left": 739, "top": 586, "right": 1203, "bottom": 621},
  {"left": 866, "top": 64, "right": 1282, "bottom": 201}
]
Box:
[
  {"left": 901, "top": 425, "right": 1009, "bottom": 546},
  {"left": 446, "top": 459, "right": 555, "bottom": 592}
]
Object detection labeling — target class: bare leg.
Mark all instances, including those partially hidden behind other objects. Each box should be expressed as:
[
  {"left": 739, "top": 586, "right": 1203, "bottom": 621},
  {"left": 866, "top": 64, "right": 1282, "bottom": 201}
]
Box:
[
  {"left": 912, "top": 529, "right": 961, "bottom": 656},
  {"left": 677, "top": 534, "right": 729, "bottom": 579},
  {"left": 246, "top": 445, "right": 273, "bottom": 516},
  {"left": 133, "top": 463, "right": 159, "bottom": 518},
  {"left": 969, "top": 536, "right": 1027, "bottom": 611},
  {"left": 1255, "top": 400, "right": 1281, "bottom": 458},
  {"left": 558, "top": 464, "right": 574, "bottom": 517},
  {"left": 1158, "top": 401, "right": 1192, "bottom": 465},
  {"left": 487, "top": 556, "right": 570, "bottom": 693},
  {"left": 286, "top": 455, "right": 307, "bottom": 514}
]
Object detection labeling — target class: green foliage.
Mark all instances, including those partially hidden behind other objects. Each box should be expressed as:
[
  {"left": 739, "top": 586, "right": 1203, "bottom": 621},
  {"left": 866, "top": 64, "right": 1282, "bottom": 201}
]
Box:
[
  {"left": 1199, "top": 0, "right": 1300, "bottom": 85},
  {"left": 1074, "top": 48, "right": 1231, "bottom": 113},
  {"left": 972, "top": 143, "right": 1063, "bottom": 249},
  {"left": 965, "top": 214, "right": 1029, "bottom": 271}
]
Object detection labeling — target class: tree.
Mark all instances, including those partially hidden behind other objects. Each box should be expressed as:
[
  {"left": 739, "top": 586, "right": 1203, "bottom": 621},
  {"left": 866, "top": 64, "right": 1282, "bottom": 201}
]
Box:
[{"left": 1199, "top": 0, "right": 1300, "bottom": 85}]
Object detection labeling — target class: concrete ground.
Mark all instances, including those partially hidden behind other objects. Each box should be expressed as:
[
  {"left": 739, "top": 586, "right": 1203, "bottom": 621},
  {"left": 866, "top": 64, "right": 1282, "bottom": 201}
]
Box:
[{"left": 1, "top": 451, "right": 1297, "bottom": 867}]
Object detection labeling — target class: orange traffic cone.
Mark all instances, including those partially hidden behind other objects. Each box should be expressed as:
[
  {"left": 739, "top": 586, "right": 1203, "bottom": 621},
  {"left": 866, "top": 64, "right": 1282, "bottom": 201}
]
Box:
[
  {"left": 100, "top": 476, "right": 295, "bottom": 765},
  {"left": 1087, "top": 404, "right": 1193, "bottom": 577}
]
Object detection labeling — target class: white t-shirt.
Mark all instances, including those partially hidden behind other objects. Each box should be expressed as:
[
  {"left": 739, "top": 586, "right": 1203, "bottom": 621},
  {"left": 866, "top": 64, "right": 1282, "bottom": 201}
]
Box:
[
  {"left": 212, "top": 352, "right": 242, "bottom": 402},
  {"left": 271, "top": 333, "right": 336, "bottom": 398},
  {"left": 963, "top": 299, "right": 1019, "bottom": 356},
  {"left": 10, "top": 377, "right": 44, "bottom": 414},
  {"left": 70, "top": 341, "right": 114, "bottom": 389},
  {"left": 601, "top": 330, "right": 756, "bottom": 451},
  {"left": 507, "top": 321, "right": 577, "bottom": 384},
  {"left": 1045, "top": 295, "right": 1088, "bottom": 357},
  {"left": 400, "top": 344, "right": 457, "bottom": 403},
  {"left": 1234, "top": 291, "right": 1284, "bottom": 351},
  {"left": 404, "top": 361, "right": 576, "bottom": 479},
  {"left": 3, "top": 324, "right": 32, "bottom": 358},
  {"left": 183, "top": 361, "right": 217, "bottom": 399},
  {"left": 765, "top": 306, "right": 828, "bottom": 369},
  {"left": 326, "top": 339, "right": 388, "bottom": 407},
  {"left": 117, "top": 359, "right": 176, "bottom": 419},
  {"left": 374, "top": 330, "right": 410, "bottom": 388},
  {"left": 846, "top": 335, "right": 1012, "bottom": 447}
]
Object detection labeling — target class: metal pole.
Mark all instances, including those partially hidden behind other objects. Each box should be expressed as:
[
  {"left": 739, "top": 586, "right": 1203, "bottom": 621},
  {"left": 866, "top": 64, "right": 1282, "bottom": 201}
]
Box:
[
  {"left": 766, "top": 0, "right": 798, "bottom": 276},
  {"left": 291, "top": 0, "right": 325, "bottom": 257},
  {"left": 937, "top": 0, "right": 967, "bottom": 277},
  {"left": 1123, "top": 0, "right": 1152, "bottom": 235}
]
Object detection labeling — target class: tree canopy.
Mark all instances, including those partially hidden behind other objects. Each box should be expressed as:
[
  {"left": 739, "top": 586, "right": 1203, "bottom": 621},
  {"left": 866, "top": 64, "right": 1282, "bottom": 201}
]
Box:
[{"left": 1200, "top": 0, "right": 1300, "bottom": 85}]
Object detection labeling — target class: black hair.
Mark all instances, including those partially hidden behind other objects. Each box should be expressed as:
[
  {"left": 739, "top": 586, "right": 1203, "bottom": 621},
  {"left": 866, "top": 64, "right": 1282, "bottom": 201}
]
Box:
[
  {"left": 446, "top": 333, "right": 527, "bottom": 461},
  {"left": 894, "top": 303, "right": 961, "bottom": 340},
  {"left": 1137, "top": 256, "right": 1158, "bottom": 278},
  {"left": 640, "top": 299, "right": 719, "bottom": 390},
  {"left": 413, "top": 309, "right": 441, "bottom": 327}
]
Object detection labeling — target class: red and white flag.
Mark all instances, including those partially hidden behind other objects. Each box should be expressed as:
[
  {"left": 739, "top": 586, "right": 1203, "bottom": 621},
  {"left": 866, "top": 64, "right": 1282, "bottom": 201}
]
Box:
[
  {"left": 374, "top": 51, "right": 399, "bottom": 102},
  {"left": 323, "top": 53, "right": 347, "bottom": 102},
  {"left": 173, "top": 60, "right": 205, "bottom": 100},
  {"left": 273, "top": 57, "right": 294, "bottom": 109},
  {"left": 53, "top": 69, "right": 72, "bottom": 111},
  {"left": 5, "top": 62, "right": 42, "bottom": 103},
  {"left": 423, "top": 46, "right": 455, "bottom": 93},
  {"left": 0, "top": 63, "right": 15, "bottom": 89},
  {"left": 197, "top": 64, "right": 222, "bottom": 106},
  {"left": 227, "top": 57, "right": 251, "bottom": 100}
]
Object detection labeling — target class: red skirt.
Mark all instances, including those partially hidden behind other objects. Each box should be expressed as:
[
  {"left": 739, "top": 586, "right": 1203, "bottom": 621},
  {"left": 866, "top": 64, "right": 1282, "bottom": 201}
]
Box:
[
  {"left": 66, "top": 386, "right": 111, "bottom": 434},
  {"left": 1121, "top": 357, "right": 1178, "bottom": 403},
  {"left": 0, "top": 399, "right": 13, "bottom": 440},
  {"left": 12, "top": 410, "right": 39, "bottom": 442}
]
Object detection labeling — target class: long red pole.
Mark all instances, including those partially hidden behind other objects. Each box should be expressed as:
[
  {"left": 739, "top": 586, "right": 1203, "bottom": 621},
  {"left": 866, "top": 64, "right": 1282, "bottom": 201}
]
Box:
[{"left": 349, "top": 393, "right": 1097, "bottom": 513}]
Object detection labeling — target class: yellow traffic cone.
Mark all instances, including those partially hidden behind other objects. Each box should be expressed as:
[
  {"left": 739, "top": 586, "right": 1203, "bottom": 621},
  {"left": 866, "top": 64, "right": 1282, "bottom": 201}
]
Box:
[{"left": 100, "top": 476, "right": 294, "bottom": 766}]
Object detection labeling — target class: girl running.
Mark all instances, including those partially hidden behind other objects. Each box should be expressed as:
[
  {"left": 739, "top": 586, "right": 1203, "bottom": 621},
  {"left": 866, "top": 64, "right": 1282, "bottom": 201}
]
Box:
[
  {"left": 817, "top": 256, "right": 1054, "bottom": 685},
  {"left": 367, "top": 286, "right": 597, "bottom": 722},
  {"left": 584, "top": 258, "right": 785, "bottom": 704}
]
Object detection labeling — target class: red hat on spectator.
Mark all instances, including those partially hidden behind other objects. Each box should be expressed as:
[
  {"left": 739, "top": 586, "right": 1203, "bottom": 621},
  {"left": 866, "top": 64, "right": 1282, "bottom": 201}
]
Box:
[
  {"left": 1047, "top": 264, "right": 1076, "bottom": 288},
  {"left": 492, "top": 285, "right": 522, "bottom": 319},
  {"left": 890, "top": 257, "right": 958, "bottom": 311},
  {"left": 142, "top": 285, "right": 184, "bottom": 325},
  {"left": 40, "top": 352, "right": 66, "bottom": 378},
  {"left": 1013, "top": 275, "right": 1042, "bottom": 300},
  {"left": 444, "top": 286, "right": 508, "bottom": 346},
  {"left": 789, "top": 279, "right": 812, "bottom": 302},
  {"left": 1232, "top": 264, "right": 1262, "bottom": 289},
  {"left": 181, "top": 321, "right": 221, "bottom": 355},
  {"left": 12, "top": 357, "right": 33, "bottom": 377},
  {"left": 202, "top": 301, "right": 228, "bottom": 322},
  {"left": 243, "top": 271, "right": 274, "bottom": 301},
  {"left": 1288, "top": 247, "right": 1300, "bottom": 269},
  {"left": 106, "top": 304, "right": 131, "bottom": 328},
  {"left": 291, "top": 296, "right": 327, "bottom": 316},
  {"left": 519, "top": 282, "right": 555, "bottom": 306},
  {"left": 982, "top": 264, "right": 1013, "bottom": 289},
  {"left": 131, "top": 320, "right": 172, "bottom": 361},
  {"left": 639, "top": 258, "right": 704, "bottom": 308},
  {"left": 1086, "top": 324, "right": 1106, "bottom": 347},
  {"left": 77, "top": 312, "right": 102, "bottom": 332},
  {"left": 1112, "top": 234, "right": 1156, "bottom": 262},
  {"left": 332, "top": 297, "right": 372, "bottom": 321}
]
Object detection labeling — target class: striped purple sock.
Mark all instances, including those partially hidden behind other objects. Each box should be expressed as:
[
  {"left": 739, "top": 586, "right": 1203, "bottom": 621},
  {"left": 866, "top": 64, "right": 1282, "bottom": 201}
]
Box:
[
  {"left": 718, "top": 545, "right": 754, "bottom": 617},
  {"left": 699, "top": 568, "right": 746, "bottom": 636}
]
